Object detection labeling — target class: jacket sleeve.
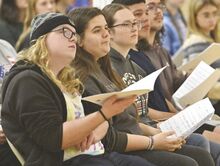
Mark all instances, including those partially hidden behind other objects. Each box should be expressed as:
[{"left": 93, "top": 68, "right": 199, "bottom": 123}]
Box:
[
  {"left": 3, "top": 70, "right": 63, "bottom": 152},
  {"left": 82, "top": 77, "right": 128, "bottom": 152}
]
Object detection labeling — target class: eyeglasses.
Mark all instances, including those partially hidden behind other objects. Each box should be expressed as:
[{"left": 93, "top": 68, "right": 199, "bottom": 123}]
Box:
[
  {"left": 146, "top": 3, "right": 166, "bottom": 12},
  {"left": 51, "top": 27, "right": 77, "bottom": 40},
  {"left": 110, "top": 21, "right": 142, "bottom": 30}
]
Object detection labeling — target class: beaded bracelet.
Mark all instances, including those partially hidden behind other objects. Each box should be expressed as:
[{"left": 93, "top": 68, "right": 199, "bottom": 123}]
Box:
[{"left": 99, "top": 109, "right": 108, "bottom": 121}]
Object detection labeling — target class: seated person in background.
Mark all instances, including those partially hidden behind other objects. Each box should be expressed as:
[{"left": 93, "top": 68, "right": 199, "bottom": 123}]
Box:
[
  {"left": 1, "top": 12, "right": 152, "bottom": 166},
  {"left": 180, "top": 0, "right": 220, "bottom": 62},
  {"left": 16, "top": 0, "right": 57, "bottom": 52},
  {"left": 180, "top": 0, "right": 220, "bottom": 118},
  {"left": 0, "top": 0, "right": 28, "bottom": 47},
  {"left": 0, "top": 39, "right": 20, "bottom": 166},
  {"left": 162, "top": 0, "right": 187, "bottom": 56},
  {"left": 56, "top": 0, "right": 75, "bottom": 14},
  {"left": 0, "top": 39, "right": 17, "bottom": 67}
]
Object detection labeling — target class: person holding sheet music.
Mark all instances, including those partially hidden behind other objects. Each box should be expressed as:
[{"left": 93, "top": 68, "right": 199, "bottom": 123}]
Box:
[
  {"left": 111, "top": 0, "right": 179, "bottom": 121},
  {"left": 132, "top": 0, "right": 220, "bottom": 139},
  {"left": 108, "top": 1, "right": 220, "bottom": 166},
  {"left": 69, "top": 6, "right": 216, "bottom": 166}
]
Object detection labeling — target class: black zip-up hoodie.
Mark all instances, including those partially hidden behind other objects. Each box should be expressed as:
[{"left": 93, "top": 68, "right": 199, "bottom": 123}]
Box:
[
  {"left": 1, "top": 60, "right": 66, "bottom": 166},
  {"left": 82, "top": 69, "right": 144, "bottom": 153}
]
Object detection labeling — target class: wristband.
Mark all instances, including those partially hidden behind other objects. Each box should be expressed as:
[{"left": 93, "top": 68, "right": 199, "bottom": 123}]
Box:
[{"left": 99, "top": 109, "right": 108, "bottom": 121}]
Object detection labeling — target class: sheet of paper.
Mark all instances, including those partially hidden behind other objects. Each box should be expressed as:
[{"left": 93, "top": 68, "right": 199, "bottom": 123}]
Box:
[
  {"left": 179, "top": 43, "right": 220, "bottom": 72},
  {"left": 122, "top": 66, "right": 167, "bottom": 92},
  {"left": 82, "top": 66, "right": 167, "bottom": 105},
  {"left": 173, "top": 61, "right": 220, "bottom": 108},
  {"left": 159, "top": 98, "right": 215, "bottom": 138}
]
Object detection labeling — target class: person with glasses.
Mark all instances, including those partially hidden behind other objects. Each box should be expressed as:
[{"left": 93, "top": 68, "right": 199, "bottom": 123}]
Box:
[
  {"left": 69, "top": 5, "right": 216, "bottom": 166},
  {"left": 111, "top": 0, "right": 177, "bottom": 123},
  {"left": 110, "top": 20, "right": 142, "bottom": 30},
  {"left": 1, "top": 12, "right": 155, "bottom": 166},
  {"left": 162, "top": 0, "right": 187, "bottom": 56}
]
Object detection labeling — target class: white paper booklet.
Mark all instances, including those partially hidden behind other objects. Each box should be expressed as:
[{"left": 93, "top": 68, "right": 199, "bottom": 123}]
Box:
[
  {"left": 172, "top": 61, "right": 220, "bottom": 109},
  {"left": 159, "top": 98, "right": 214, "bottom": 138},
  {"left": 178, "top": 43, "right": 220, "bottom": 72},
  {"left": 82, "top": 66, "right": 167, "bottom": 105}
]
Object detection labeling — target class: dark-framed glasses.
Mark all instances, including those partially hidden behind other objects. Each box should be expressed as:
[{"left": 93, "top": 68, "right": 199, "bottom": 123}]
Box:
[
  {"left": 146, "top": 3, "right": 166, "bottom": 12},
  {"left": 110, "top": 21, "right": 142, "bottom": 30},
  {"left": 51, "top": 27, "right": 77, "bottom": 39}
]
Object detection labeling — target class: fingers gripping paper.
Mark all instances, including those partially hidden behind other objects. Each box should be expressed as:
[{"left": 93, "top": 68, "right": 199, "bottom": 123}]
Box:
[{"left": 159, "top": 98, "right": 214, "bottom": 138}]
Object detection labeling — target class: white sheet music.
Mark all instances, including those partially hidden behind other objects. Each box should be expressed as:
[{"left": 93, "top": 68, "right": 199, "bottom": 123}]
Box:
[
  {"left": 172, "top": 61, "right": 220, "bottom": 108},
  {"left": 174, "top": 62, "right": 214, "bottom": 99},
  {"left": 159, "top": 98, "right": 214, "bottom": 138},
  {"left": 122, "top": 66, "right": 167, "bottom": 92}
]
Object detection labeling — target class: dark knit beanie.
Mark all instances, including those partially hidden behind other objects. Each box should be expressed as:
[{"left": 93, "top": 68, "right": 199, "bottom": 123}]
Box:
[{"left": 30, "top": 12, "right": 75, "bottom": 42}]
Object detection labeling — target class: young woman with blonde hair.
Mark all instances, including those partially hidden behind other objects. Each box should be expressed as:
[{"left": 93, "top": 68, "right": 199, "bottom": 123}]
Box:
[{"left": 181, "top": 0, "right": 220, "bottom": 61}]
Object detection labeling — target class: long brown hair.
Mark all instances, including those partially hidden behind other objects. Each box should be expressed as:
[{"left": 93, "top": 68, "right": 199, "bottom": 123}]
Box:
[{"left": 68, "top": 7, "right": 125, "bottom": 89}]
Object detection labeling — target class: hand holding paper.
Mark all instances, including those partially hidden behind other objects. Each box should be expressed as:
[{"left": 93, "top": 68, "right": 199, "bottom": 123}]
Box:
[{"left": 159, "top": 98, "right": 214, "bottom": 138}]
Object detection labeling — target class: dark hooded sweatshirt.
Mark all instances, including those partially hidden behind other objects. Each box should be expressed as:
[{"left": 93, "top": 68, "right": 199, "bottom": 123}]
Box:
[
  {"left": 1, "top": 60, "right": 66, "bottom": 166},
  {"left": 82, "top": 68, "right": 144, "bottom": 153},
  {"left": 109, "top": 48, "right": 169, "bottom": 115}
]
